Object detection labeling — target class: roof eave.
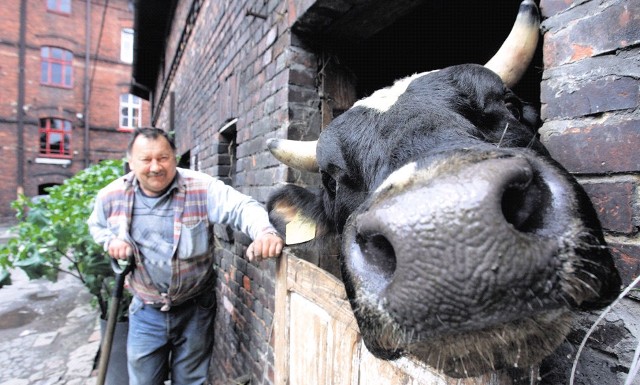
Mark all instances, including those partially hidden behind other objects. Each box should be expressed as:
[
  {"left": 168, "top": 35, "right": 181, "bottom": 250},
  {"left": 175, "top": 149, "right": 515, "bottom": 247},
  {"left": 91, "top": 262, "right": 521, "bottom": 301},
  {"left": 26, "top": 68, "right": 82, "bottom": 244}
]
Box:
[{"left": 129, "top": 0, "right": 176, "bottom": 100}]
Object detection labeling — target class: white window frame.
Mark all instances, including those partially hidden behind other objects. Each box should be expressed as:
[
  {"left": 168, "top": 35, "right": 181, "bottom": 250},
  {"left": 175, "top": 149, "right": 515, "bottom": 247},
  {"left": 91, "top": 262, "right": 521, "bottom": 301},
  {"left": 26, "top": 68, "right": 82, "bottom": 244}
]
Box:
[
  {"left": 47, "top": 0, "right": 71, "bottom": 14},
  {"left": 119, "top": 93, "right": 141, "bottom": 130},
  {"left": 120, "top": 28, "right": 134, "bottom": 64}
]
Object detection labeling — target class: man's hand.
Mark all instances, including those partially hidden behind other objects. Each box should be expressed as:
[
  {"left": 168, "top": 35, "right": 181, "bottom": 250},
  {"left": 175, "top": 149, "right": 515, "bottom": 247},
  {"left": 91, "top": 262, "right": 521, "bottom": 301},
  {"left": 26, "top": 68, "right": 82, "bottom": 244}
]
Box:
[
  {"left": 108, "top": 238, "right": 133, "bottom": 260},
  {"left": 246, "top": 231, "right": 284, "bottom": 262}
]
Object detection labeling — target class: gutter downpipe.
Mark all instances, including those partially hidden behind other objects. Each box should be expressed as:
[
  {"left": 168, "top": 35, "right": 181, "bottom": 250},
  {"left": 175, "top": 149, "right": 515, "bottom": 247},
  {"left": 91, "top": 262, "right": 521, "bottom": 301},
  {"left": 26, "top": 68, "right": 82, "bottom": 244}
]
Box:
[
  {"left": 84, "top": 0, "right": 91, "bottom": 168},
  {"left": 16, "top": 0, "right": 27, "bottom": 196}
]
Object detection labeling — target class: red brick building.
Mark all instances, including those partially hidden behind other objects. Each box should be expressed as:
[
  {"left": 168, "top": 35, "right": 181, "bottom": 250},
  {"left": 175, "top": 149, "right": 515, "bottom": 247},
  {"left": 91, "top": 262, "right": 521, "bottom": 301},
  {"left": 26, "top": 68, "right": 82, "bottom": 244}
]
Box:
[{"left": 0, "top": 0, "right": 149, "bottom": 221}]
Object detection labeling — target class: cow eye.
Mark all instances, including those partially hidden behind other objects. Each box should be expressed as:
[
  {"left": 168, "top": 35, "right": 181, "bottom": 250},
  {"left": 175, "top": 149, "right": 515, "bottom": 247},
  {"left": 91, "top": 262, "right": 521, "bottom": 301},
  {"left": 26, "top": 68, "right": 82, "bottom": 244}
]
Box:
[
  {"left": 322, "top": 171, "right": 337, "bottom": 197},
  {"left": 505, "top": 99, "right": 522, "bottom": 120}
]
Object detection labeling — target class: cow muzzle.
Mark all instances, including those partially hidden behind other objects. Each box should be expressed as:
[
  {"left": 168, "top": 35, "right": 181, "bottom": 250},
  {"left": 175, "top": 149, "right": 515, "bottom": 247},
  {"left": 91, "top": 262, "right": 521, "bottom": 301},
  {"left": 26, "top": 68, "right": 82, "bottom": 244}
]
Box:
[{"left": 340, "top": 151, "right": 604, "bottom": 375}]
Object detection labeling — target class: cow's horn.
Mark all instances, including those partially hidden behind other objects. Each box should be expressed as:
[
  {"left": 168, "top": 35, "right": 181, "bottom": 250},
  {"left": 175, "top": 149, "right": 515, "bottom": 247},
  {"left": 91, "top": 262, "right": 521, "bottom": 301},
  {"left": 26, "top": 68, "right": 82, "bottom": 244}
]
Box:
[
  {"left": 267, "top": 138, "right": 319, "bottom": 173},
  {"left": 484, "top": 0, "right": 540, "bottom": 88}
]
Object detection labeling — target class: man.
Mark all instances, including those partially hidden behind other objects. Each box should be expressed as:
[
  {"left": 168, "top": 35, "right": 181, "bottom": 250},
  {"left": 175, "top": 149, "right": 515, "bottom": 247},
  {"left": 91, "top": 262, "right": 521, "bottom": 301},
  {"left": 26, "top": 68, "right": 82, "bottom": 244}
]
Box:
[{"left": 88, "top": 127, "right": 283, "bottom": 385}]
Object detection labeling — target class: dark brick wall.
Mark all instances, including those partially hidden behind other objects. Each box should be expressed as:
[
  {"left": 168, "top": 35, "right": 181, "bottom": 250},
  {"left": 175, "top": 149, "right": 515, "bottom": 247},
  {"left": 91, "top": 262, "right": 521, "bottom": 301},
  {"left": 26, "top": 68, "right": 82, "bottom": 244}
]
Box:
[
  {"left": 210, "top": 224, "right": 277, "bottom": 384},
  {"left": 539, "top": 0, "right": 640, "bottom": 383},
  {"left": 540, "top": 0, "right": 640, "bottom": 282},
  {"left": 0, "top": 0, "right": 149, "bottom": 221},
  {"left": 149, "top": 0, "right": 318, "bottom": 384}
]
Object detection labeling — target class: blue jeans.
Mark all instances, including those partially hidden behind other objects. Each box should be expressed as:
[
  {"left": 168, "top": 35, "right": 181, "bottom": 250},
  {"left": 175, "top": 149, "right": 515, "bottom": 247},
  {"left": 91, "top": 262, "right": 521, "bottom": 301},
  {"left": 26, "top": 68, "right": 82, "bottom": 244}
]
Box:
[{"left": 127, "top": 291, "right": 216, "bottom": 385}]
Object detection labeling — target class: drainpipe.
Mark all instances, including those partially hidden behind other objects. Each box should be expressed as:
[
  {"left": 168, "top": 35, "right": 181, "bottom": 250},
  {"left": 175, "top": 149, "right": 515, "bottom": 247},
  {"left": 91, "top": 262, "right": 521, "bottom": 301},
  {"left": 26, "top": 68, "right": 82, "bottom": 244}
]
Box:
[
  {"left": 16, "top": 0, "right": 27, "bottom": 196},
  {"left": 84, "top": 0, "right": 91, "bottom": 168}
]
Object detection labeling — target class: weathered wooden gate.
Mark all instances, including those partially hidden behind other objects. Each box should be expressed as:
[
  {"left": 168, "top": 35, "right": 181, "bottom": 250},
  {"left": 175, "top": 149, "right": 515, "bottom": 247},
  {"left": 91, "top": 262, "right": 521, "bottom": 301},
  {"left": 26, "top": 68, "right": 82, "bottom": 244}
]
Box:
[{"left": 274, "top": 252, "right": 518, "bottom": 385}]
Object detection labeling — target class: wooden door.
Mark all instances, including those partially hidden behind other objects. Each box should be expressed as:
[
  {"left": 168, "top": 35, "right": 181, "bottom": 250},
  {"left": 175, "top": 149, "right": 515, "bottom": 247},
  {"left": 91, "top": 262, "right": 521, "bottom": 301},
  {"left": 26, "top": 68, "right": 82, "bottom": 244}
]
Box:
[{"left": 274, "top": 252, "right": 516, "bottom": 385}]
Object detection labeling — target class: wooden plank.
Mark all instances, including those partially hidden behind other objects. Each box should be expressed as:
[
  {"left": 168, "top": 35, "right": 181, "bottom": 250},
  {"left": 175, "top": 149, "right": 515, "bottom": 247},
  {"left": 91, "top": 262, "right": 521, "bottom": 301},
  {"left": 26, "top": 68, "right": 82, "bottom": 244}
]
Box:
[
  {"left": 359, "top": 349, "right": 513, "bottom": 385},
  {"left": 359, "top": 348, "right": 448, "bottom": 385},
  {"left": 293, "top": 0, "right": 424, "bottom": 42},
  {"left": 320, "top": 57, "right": 357, "bottom": 129},
  {"left": 289, "top": 292, "right": 330, "bottom": 384},
  {"left": 288, "top": 292, "right": 361, "bottom": 385},
  {"left": 273, "top": 250, "right": 290, "bottom": 385},
  {"left": 286, "top": 256, "right": 359, "bottom": 332}
]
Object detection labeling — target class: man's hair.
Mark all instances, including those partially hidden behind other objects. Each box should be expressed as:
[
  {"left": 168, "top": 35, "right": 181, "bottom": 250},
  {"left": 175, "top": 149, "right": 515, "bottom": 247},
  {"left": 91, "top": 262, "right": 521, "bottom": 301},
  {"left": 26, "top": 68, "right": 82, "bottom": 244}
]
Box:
[{"left": 127, "top": 127, "right": 176, "bottom": 155}]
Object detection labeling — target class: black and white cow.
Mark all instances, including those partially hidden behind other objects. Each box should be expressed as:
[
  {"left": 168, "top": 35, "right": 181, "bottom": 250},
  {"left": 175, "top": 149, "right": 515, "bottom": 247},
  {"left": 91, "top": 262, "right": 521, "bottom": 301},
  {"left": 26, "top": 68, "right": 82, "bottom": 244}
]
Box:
[{"left": 266, "top": 0, "right": 621, "bottom": 379}]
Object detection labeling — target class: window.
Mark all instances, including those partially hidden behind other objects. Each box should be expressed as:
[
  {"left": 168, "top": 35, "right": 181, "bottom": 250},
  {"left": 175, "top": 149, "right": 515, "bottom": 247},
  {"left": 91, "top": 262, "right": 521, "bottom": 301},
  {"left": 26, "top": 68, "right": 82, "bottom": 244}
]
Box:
[
  {"left": 121, "top": 28, "right": 134, "bottom": 64},
  {"left": 219, "top": 118, "right": 237, "bottom": 184},
  {"left": 120, "top": 94, "right": 141, "bottom": 130},
  {"left": 47, "top": 0, "right": 71, "bottom": 14},
  {"left": 39, "top": 118, "right": 72, "bottom": 158},
  {"left": 41, "top": 47, "right": 73, "bottom": 88}
]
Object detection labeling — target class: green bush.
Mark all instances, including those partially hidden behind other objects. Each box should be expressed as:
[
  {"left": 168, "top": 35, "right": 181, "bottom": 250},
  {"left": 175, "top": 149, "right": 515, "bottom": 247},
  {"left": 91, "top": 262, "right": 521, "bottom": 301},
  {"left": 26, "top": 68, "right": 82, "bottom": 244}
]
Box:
[{"left": 0, "top": 159, "right": 129, "bottom": 320}]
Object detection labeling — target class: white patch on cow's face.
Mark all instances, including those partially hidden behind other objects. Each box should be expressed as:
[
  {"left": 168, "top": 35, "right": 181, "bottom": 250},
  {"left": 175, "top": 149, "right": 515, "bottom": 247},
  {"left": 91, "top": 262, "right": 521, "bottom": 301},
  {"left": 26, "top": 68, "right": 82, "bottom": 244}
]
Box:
[
  {"left": 375, "top": 162, "right": 418, "bottom": 194},
  {"left": 353, "top": 70, "right": 437, "bottom": 113}
]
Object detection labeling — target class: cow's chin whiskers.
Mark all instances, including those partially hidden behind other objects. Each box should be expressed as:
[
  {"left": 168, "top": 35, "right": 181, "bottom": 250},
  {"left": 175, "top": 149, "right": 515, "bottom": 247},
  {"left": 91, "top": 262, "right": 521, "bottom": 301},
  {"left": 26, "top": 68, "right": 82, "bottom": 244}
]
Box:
[
  {"left": 405, "top": 311, "right": 572, "bottom": 378},
  {"left": 351, "top": 288, "right": 573, "bottom": 378},
  {"left": 556, "top": 228, "right": 611, "bottom": 306},
  {"left": 349, "top": 291, "right": 408, "bottom": 359}
]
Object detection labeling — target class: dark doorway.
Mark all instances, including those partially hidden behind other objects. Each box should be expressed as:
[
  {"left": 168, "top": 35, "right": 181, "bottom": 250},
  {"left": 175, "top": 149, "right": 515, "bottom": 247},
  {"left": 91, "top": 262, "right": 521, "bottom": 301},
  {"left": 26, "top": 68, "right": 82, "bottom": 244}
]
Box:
[
  {"left": 178, "top": 150, "right": 191, "bottom": 169},
  {"left": 38, "top": 183, "right": 59, "bottom": 195},
  {"left": 300, "top": 0, "right": 542, "bottom": 111}
]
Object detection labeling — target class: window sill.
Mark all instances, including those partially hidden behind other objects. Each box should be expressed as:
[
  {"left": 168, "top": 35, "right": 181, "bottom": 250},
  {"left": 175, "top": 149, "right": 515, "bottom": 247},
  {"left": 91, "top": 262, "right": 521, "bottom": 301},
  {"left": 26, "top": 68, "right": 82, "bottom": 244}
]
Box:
[
  {"left": 35, "top": 157, "right": 72, "bottom": 166},
  {"left": 40, "top": 83, "right": 73, "bottom": 90}
]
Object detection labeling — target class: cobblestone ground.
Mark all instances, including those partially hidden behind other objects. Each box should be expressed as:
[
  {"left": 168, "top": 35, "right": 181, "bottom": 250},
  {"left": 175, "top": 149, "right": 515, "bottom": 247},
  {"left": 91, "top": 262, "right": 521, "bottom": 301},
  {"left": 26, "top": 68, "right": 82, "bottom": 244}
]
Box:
[{"left": 0, "top": 268, "right": 100, "bottom": 385}]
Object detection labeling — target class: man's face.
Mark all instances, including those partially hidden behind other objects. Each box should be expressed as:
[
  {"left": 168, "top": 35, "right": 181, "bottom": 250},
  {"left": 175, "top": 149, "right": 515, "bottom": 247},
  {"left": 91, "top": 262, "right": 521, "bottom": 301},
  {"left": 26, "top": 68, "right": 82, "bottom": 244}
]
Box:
[{"left": 128, "top": 135, "right": 177, "bottom": 197}]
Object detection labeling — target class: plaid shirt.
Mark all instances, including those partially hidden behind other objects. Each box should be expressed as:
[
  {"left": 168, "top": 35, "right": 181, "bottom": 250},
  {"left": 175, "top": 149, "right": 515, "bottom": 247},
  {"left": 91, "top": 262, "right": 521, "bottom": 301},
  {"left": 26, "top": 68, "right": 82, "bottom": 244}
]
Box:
[{"left": 88, "top": 168, "right": 274, "bottom": 309}]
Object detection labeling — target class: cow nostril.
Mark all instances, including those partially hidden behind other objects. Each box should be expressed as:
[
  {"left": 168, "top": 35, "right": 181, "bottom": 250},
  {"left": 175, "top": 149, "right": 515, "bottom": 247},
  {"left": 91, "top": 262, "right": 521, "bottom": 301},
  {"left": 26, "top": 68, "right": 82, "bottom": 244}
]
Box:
[
  {"left": 501, "top": 179, "right": 546, "bottom": 233},
  {"left": 356, "top": 232, "right": 397, "bottom": 279}
]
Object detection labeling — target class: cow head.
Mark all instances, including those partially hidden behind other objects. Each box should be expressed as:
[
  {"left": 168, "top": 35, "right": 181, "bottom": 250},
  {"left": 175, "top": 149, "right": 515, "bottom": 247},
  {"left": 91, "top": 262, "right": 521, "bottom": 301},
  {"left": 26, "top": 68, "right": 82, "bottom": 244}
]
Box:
[{"left": 266, "top": 0, "right": 621, "bottom": 378}]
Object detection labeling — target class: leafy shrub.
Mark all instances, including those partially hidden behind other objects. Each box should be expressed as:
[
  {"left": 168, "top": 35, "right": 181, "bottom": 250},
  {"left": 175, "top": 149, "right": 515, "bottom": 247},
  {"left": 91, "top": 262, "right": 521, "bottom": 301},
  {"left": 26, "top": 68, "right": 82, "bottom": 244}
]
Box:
[{"left": 0, "top": 159, "right": 129, "bottom": 320}]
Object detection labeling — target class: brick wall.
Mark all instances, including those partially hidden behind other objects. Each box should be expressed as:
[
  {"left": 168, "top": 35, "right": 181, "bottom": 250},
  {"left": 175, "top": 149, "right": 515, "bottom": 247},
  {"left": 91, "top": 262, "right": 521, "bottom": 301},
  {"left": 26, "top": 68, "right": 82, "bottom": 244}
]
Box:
[
  {"left": 539, "top": 0, "right": 640, "bottom": 382},
  {"left": 0, "top": 0, "right": 149, "bottom": 221},
  {"left": 540, "top": 0, "right": 640, "bottom": 284},
  {"left": 149, "top": 0, "right": 319, "bottom": 383}
]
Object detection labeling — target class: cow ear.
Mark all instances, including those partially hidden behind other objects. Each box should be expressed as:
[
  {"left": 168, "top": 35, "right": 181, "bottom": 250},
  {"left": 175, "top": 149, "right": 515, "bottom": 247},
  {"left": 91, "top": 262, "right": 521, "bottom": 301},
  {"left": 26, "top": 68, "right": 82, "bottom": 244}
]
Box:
[{"left": 267, "top": 185, "right": 322, "bottom": 245}]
